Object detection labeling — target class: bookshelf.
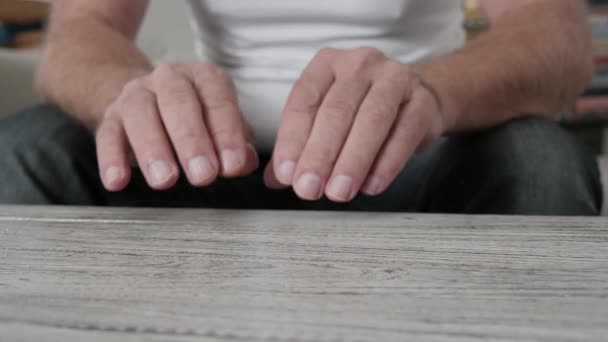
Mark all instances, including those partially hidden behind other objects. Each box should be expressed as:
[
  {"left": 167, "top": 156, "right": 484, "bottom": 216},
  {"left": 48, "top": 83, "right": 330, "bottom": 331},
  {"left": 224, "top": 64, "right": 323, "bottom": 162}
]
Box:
[
  {"left": 0, "top": 0, "right": 48, "bottom": 49},
  {"left": 463, "top": 0, "right": 488, "bottom": 41},
  {"left": 580, "top": 0, "right": 608, "bottom": 117}
]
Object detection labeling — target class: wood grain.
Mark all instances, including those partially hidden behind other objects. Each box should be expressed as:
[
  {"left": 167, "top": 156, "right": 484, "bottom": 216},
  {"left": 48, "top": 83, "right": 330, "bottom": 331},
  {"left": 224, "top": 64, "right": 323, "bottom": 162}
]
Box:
[{"left": 1, "top": 206, "right": 607, "bottom": 341}]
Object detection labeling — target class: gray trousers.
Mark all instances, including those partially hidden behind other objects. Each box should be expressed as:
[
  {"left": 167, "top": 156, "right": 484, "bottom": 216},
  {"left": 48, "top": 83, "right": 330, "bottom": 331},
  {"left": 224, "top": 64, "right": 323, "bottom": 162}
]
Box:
[{"left": 0, "top": 105, "right": 602, "bottom": 215}]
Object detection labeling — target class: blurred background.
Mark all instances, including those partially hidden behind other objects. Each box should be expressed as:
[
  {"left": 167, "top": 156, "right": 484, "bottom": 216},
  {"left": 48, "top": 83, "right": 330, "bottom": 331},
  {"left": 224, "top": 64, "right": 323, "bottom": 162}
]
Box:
[
  {"left": 2, "top": 0, "right": 608, "bottom": 212},
  {"left": 0, "top": 0, "right": 197, "bottom": 116}
]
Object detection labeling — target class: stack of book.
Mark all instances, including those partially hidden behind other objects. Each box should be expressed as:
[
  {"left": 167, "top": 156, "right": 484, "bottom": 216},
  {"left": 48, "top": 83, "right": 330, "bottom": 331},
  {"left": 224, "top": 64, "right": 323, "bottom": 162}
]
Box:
[
  {"left": 577, "top": 0, "right": 608, "bottom": 117},
  {"left": 0, "top": 0, "right": 48, "bottom": 49},
  {"left": 587, "top": 1, "right": 608, "bottom": 94},
  {"left": 463, "top": 0, "right": 488, "bottom": 41}
]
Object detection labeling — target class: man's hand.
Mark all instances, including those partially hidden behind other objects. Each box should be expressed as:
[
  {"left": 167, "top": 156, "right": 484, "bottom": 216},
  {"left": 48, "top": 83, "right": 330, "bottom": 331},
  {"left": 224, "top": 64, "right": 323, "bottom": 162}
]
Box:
[
  {"left": 96, "top": 62, "right": 258, "bottom": 191},
  {"left": 266, "top": 47, "right": 446, "bottom": 203}
]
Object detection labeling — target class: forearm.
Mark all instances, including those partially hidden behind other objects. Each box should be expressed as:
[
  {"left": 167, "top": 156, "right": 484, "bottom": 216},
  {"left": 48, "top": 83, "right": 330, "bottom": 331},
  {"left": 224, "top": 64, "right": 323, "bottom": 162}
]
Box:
[
  {"left": 36, "top": 16, "right": 152, "bottom": 130},
  {"left": 416, "top": 1, "right": 593, "bottom": 133}
]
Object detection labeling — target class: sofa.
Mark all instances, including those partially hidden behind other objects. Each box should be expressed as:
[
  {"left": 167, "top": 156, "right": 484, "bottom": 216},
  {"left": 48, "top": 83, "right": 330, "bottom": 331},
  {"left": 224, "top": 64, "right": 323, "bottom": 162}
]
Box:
[{"left": 2, "top": 0, "right": 607, "bottom": 214}]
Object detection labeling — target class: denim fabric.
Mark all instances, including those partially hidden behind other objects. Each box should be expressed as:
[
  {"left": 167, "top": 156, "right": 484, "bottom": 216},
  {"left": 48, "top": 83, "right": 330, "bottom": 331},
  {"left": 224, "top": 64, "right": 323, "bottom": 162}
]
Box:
[{"left": 0, "top": 105, "right": 602, "bottom": 215}]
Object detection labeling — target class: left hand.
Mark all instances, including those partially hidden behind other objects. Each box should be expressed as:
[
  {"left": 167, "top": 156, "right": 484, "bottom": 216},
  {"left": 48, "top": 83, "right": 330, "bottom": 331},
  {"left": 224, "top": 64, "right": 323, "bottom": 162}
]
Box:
[{"left": 264, "top": 47, "right": 447, "bottom": 202}]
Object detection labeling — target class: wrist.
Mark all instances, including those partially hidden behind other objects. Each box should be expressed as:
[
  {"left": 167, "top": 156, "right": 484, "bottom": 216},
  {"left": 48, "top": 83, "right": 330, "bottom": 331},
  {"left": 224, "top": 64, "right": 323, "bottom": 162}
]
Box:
[{"left": 413, "top": 73, "right": 453, "bottom": 135}]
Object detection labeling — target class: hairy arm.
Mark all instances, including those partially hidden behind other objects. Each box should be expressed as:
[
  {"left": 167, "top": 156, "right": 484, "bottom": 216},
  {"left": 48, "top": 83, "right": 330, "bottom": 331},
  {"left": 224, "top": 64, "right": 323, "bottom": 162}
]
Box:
[
  {"left": 36, "top": 0, "right": 152, "bottom": 130},
  {"left": 415, "top": 0, "right": 593, "bottom": 133}
]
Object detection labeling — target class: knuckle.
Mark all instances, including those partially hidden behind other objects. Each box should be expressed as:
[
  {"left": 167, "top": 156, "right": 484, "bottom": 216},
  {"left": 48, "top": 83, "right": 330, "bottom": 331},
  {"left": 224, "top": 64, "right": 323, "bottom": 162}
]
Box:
[
  {"left": 163, "top": 81, "right": 192, "bottom": 99},
  {"left": 275, "top": 120, "right": 308, "bottom": 148},
  {"left": 276, "top": 134, "right": 306, "bottom": 151},
  {"left": 394, "top": 113, "right": 426, "bottom": 145},
  {"left": 173, "top": 123, "right": 203, "bottom": 143},
  {"left": 380, "top": 166, "right": 400, "bottom": 185},
  {"left": 209, "top": 124, "right": 245, "bottom": 144},
  {"left": 205, "top": 97, "right": 240, "bottom": 114},
  {"left": 375, "top": 159, "right": 404, "bottom": 183},
  {"left": 317, "top": 47, "right": 339, "bottom": 59},
  {"left": 155, "top": 63, "right": 187, "bottom": 86},
  {"left": 419, "top": 131, "right": 439, "bottom": 151},
  {"left": 303, "top": 149, "right": 335, "bottom": 169},
  {"left": 103, "top": 102, "right": 122, "bottom": 120},
  {"left": 199, "top": 62, "right": 220, "bottom": 74},
  {"left": 286, "top": 81, "right": 325, "bottom": 114},
  {"left": 384, "top": 60, "right": 409, "bottom": 78},
  {"left": 394, "top": 114, "right": 415, "bottom": 131},
  {"left": 118, "top": 85, "right": 153, "bottom": 109},
  {"left": 95, "top": 121, "right": 112, "bottom": 141},
  {"left": 129, "top": 137, "right": 160, "bottom": 160},
  {"left": 324, "top": 99, "right": 358, "bottom": 119},
  {"left": 174, "top": 131, "right": 208, "bottom": 153},
  {"left": 418, "top": 112, "right": 442, "bottom": 146},
  {"left": 107, "top": 97, "right": 133, "bottom": 121},
  {"left": 352, "top": 47, "right": 384, "bottom": 66},
  {"left": 138, "top": 137, "right": 169, "bottom": 155},
  {"left": 196, "top": 62, "right": 228, "bottom": 80},
  {"left": 367, "top": 103, "right": 398, "bottom": 127},
  {"left": 155, "top": 62, "right": 176, "bottom": 75},
  {"left": 123, "top": 78, "right": 146, "bottom": 93}
]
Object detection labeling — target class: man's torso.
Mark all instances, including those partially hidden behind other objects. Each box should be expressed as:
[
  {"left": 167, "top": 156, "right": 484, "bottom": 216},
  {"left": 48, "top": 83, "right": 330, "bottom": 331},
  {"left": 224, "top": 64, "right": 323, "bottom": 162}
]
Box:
[{"left": 187, "top": 0, "right": 464, "bottom": 151}]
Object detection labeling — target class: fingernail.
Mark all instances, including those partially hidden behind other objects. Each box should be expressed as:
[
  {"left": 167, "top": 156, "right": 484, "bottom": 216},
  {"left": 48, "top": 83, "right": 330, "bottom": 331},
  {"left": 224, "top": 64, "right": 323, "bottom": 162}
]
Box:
[
  {"left": 295, "top": 173, "right": 322, "bottom": 200},
  {"left": 277, "top": 160, "right": 296, "bottom": 184},
  {"left": 188, "top": 156, "right": 215, "bottom": 184},
  {"left": 149, "top": 160, "right": 173, "bottom": 185},
  {"left": 220, "top": 148, "right": 243, "bottom": 175},
  {"left": 362, "top": 176, "right": 384, "bottom": 196},
  {"left": 247, "top": 143, "right": 258, "bottom": 155},
  {"left": 105, "top": 166, "right": 124, "bottom": 187},
  {"left": 327, "top": 175, "right": 354, "bottom": 202},
  {"left": 247, "top": 143, "right": 260, "bottom": 169}
]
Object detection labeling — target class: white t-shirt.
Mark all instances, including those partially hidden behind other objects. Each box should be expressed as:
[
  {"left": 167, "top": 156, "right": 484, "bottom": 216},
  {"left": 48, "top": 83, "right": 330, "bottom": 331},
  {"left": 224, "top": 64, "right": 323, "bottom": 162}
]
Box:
[{"left": 188, "top": 0, "right": 465, "bottom": 151}]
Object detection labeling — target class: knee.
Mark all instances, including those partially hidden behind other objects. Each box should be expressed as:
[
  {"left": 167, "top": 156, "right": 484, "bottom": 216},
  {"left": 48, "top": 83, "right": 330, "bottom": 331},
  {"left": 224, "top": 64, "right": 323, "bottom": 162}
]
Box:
[
  {"left": 0, "top": 105, "right": 98, "bottom": 204},
  {"left": 2, "top": 104, "right": 86, "bottom": 143},
  {"left": 1, "top": 105, "right": 94, "bottom": 159},
  {"left": 433, "top": 117, "right": 603, "bottom": 215}
]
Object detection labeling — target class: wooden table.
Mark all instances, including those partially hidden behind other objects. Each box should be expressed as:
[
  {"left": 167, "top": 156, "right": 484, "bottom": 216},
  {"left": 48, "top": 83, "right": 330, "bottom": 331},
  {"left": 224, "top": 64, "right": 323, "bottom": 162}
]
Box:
[{"left": 1, "top": 206, "right": 607, "bottom": 341}]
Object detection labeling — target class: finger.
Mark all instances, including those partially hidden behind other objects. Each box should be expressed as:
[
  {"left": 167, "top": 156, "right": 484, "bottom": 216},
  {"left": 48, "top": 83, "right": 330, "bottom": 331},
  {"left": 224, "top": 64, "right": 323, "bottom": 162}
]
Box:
[
  {"left": 96, "top": 113, "right": 131, "bottom": 192},
  {"left": 185, "top": 63, "right": 258, "bottom": 177},
  {"left": 325, "top": 74, "right": 408, "bottom": 202},
  {"left": 264, "top": 159, "right": 290, "bottom": 190},
  {"left": 292, "top": 76, "right": 370, "bottom": 201},
  {"left": 120, "top": 82, "right": 180, "bottom": 190},
  {"left": 361, "top": 87, "right": 430, "bottom": 197},
  {"left": 271, "top": 48, "right": 338, "bottom": 186},
  {"left": 154, "top": 64, "right": 219, "bottom": 187}
]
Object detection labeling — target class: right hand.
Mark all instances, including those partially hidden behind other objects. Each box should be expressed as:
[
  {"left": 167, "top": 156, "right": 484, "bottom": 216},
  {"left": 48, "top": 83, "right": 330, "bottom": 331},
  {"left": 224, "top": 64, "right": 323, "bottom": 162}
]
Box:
[{"left": 95, "top": 62, "right": 259, "bottom": 191}]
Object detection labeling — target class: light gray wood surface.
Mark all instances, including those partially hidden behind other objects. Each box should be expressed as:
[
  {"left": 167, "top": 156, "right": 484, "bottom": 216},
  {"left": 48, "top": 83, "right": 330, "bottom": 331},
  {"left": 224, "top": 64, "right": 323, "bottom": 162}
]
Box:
[{"left": 1, "top": 206, "right": 607, "bottom": 342}]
